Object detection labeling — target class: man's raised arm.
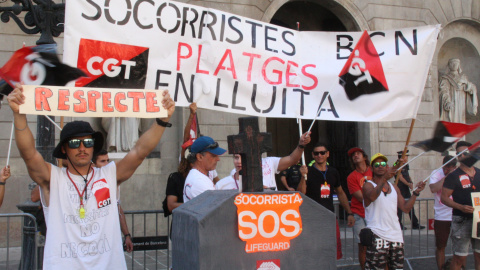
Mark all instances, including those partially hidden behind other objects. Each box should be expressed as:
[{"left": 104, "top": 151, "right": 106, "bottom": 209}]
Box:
[
  {"left": 7, "top": 85, "right": 51, "bottom": 187},
  {"left": 278, "top": 131, "right": 311, "bottom": 171},
  {"left": 116, "top": 91, "right": 175, "bottom": 183}
]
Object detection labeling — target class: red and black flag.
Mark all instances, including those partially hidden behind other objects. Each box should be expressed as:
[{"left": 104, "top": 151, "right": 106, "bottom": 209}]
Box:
[
  {"left": 181, "top": 113, "right": 199, "bottom": 150},
  {"left": 338, "top": 31, "right": 389, "bottom": 100},
  {"left": 0, "top": 44, "right": 86, "bottom": 99},
  {"left": 75, "top": 39, "right": 149, "bottom": 89},
  {"left": 458, "top": 140, "right": 480, "bottom": 168},
  {"left": 412, "top": 121, "right": 480, "bottom": 152}
]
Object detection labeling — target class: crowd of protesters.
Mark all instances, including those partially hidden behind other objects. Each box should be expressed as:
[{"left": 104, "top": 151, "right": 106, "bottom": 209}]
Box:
[{"left": 2, "top": 86, "right": 478, "bottom": 269}]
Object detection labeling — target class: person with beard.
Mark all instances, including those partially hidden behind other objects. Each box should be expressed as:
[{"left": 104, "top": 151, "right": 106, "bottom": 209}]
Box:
[
  {"left": 363, "top": 153, "right": 425, "bottom": 270},
  {"left": 7, "top": 84, "right": 175, "bottom": 269},
  {"left": 441, "top": 141, "right": 480, "bottom": 270},
  {"left": 346, "top": 147, "right": 371, "bottom": 269}
]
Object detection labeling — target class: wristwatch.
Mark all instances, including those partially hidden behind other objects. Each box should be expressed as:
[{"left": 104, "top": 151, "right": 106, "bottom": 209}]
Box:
[{"left": 156, "top": 118, "right": 172, "bottom": 127}]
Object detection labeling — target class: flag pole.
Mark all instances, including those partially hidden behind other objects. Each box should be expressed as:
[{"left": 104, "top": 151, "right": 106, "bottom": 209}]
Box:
[
  {"left": 59, "top": 116, "right": 65, "bottom": 168},
  {"left": 6, "top": 122, "right": 14, "bottom": 167},
  {"left": 395, "top": 151, "right": 426, "bottom": 172},
  {"left": 394, "top": 119, "right": 416, "bottom": 186},
  {"left": 412, "top": 147, "right": 470, "bottom": 192}
]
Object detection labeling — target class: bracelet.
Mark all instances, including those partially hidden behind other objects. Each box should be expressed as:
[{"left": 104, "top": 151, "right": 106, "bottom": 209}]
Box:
[
  {"left": 412, "top": 191, "right": 420, "bottom": 197},
  {"left": 124, "top": 233, "right": 131, "bottom": 238},
  {"left": 156, "top": 118, "right": 172, "bottom": 128},
  {"left": 14, "top": 122, "right": 27, "bottom": 131},
  {"left": 297, "top": 144, "right": 305, "bottom": 149},
  {"left": 347, "top": 213, "right": 354, "bottom": 216},
  {"left": 0, "top": 182, "right": 5, "bottom": 186}
]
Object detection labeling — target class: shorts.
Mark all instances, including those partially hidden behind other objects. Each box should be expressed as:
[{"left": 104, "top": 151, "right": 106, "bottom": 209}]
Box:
[
  {"left": 365, "top": 233, "right": 404, "bottom": 270},
  {"left": 434, "top": 220, "right": 451, "bottom": 249},
  {"left": 353, "top": 214, "right": 367, "bottom": 244},
  {"left": 450, "top": 215, "right": 480, "bottom": 256}
]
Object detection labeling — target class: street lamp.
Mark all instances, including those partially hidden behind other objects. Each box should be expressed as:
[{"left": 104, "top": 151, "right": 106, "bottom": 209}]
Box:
[{"left": 0, "top": 0, "right": 65, "bottom": 45}]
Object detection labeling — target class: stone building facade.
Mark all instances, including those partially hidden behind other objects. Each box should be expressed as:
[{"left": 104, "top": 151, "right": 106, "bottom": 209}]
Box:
[{"left": 0, "top": 0, "right": 479, "bottom": 229}]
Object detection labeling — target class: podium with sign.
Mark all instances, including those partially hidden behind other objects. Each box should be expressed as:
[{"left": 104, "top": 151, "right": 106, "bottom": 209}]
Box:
[{"left": 172, "top": 190, "right": 336, "bottom": 269}]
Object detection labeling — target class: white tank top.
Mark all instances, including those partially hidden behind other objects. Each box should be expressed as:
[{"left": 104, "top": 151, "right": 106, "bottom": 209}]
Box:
[
  {"left": 364, "top": 181, "right": 403, "bottom": 243},
  {"left": 41, "top": 162, "right": 127, "bottom": 270}
]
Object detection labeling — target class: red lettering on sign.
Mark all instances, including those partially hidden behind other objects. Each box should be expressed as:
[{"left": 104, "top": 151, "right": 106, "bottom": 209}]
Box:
[
  {"left": 262, "top": 57, "right": 284, "bottom": 85},
  {"left": 102, "top": 92, "right": 113, "bottom": 112},
  {"left": 127, "top": 92, "right": 145, "bottom": 112},
  {"left": 35, "top": 87, "right": 53, "bottom": 111},
  {"left": 87, "top": 90, "right": 101, "bottom": 112},
  {"left": 73, "top": 90, "right": 87, "bottom": 113},
  {"left": 242, "top": 52, "right": 261, "bottom": 82},
  {"left": 214, "top": 49, "right": 237, "bottom": 79},
  {"left": 145, "top": 92, "right": 160, "bottom": 112},
  {"left": 114, "top": 92, "right": 127, "bottom": 112},
  {"left": 58, "top": 89, "right": 70, "bottom": 111},
  {"left": 177, "top": 42, "right": 192, "bottom": 71},
  {"left": 196, "top": 44, "right": 209, "bottom": 75},
  {"left": 302, "top": 64, "right": 318, "bottom": 90},
  {"left": 286, "top": 61, "right": 299, "bottom": 87}
]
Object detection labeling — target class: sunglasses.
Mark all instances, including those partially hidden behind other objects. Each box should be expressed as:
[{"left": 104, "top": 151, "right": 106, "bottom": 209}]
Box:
[
  {"left": 67, "top": 138, "right": 95, "bottom": 149},
  {"left": 313, "top": 151, "right": 328, "bottom": 156},
  {"left": 373, "top": 161, "right": 387, "bottom": 168},
  {"left": 201, "top": 142, "right": 219, "bottom": 152},
  {"left": 457, "top": 151, "right": 469, "bottom": 156}
]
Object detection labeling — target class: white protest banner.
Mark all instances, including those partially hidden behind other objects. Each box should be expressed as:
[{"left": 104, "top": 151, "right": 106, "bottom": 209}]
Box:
[
  {"left": 19, "top": 85, "right": 167, "bottom": 118},
  {"left": 63, "top": 0, "right": 440, "bottom": 122},
  {"left": 472, "top": 192, "right": 480, "bottom": 239}
]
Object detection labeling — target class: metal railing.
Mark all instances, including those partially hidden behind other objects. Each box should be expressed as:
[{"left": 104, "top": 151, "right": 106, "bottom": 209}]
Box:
[
  {"left": 336, "top": 198, "right": 449, "bottom": 267},
  {"left": 0, "top": 213, "right": 38, "bottom": 270},
  {"left": 1, "top": 199, "right": 445, "bottom": 269},
  {"left": 123, "top": 210, "right": 170, "bottom": 270}
]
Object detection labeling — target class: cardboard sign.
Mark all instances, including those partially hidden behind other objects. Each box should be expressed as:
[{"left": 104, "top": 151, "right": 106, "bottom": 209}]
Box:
[
  {"left": 19, "top": 85, "right": 167, "bottom": 118},
  {"left": 235, "top": 193, "right": 303, "bottom": 253},
  {"left": 64, "top": 0, "right": 440, "bottom": 122},
  {"left": 472, "top": 192, "right": 480, "bottom": 239}
]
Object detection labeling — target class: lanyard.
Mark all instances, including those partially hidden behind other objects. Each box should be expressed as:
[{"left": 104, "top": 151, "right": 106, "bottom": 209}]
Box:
[{"left": 67, "top": 169, "right": 95, "bottom": 218}]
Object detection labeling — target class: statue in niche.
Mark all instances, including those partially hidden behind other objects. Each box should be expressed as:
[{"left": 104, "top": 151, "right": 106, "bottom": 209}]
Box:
[
  {"left": 101, "top": 118, "right": 153, "bottom": 152},
  {"left": 439, "top": 58, "right": 478, "bottom": 123}
]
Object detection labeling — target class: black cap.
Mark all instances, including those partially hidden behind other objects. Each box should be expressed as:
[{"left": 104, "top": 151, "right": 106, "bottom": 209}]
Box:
[{"left": 52, "top": 121, "right": 104, "bottom": 159}]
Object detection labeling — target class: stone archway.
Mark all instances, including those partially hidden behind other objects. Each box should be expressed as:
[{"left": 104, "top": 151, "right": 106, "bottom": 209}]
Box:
[
  {"left": 264, "top": 0, "right": 366, "bottom": 196},
  {"left": 435, "top": 20, "right": 480, "bottom": 142}
]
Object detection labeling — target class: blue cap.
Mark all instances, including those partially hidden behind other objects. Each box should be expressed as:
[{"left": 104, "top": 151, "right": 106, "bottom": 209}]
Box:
[{"left": 190, "top": 136, "right": 226, "bottom": 156}]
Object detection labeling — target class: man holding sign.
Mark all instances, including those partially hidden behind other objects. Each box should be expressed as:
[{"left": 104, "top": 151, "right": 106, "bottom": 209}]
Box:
[
  {"left": 7, "top": 84, "right": 175, "bottom": 269},
  {"left": 441, "top": 141, "right": 480, "bottom": 270}
]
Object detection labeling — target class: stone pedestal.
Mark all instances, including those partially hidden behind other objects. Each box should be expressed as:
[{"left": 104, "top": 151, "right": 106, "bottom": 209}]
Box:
[{"left": 172, "top": 190, "right": 336, "bottom": 270}]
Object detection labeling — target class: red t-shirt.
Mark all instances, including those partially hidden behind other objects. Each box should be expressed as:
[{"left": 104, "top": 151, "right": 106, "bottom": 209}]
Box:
[{"left": 347, "top": 168, "right": 372, "bottom": 218}]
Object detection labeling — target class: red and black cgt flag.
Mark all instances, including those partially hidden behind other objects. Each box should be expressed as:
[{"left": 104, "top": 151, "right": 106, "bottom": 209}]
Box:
[
  {"left": 0, "top": 44, "right": 86, "bottom": 99},
  {"left": 75, "top": 39, "right": 149, "bottom": 89},
  {"left": 412, "top": 121, "right": 480, "bottom": 152},
  {"left": 338, "top": 31, "right": 389, "bottom": 100}
]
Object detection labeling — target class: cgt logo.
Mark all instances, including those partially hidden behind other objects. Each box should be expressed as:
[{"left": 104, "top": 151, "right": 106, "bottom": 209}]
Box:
[
  {"left": 460, "top": 175, "right": 471, "bottom": 189},
  {"left": 92, "top": 179, "right": 111, "bottom": 209},
  {"left": 76, "top": 39, "right": 149, "bottom": 88},
  {"left": 86, "top": 57, "right": 136, "bottom": 79}
]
